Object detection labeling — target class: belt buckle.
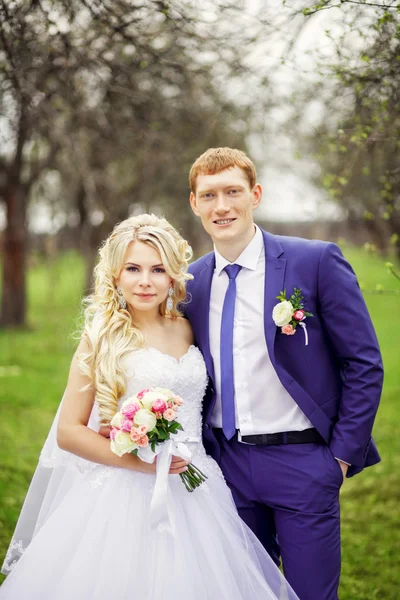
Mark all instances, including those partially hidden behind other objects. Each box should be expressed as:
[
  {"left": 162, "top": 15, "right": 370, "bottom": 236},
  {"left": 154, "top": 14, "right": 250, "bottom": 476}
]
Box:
[{"left": 237, "top": 431, "right": 256, "bottom": 445}]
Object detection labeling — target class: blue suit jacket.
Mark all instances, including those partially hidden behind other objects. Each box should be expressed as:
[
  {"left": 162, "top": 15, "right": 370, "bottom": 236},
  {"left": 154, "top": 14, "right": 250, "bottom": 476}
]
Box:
[{"left": 184, "top": 230, "right": 383, "bottom": 477}]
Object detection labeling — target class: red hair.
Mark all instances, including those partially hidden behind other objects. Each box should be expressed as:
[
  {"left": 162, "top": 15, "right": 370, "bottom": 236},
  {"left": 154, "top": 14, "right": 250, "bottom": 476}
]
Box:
[{"left": 189, "top": 147, "right": 257, "bottom": 193}]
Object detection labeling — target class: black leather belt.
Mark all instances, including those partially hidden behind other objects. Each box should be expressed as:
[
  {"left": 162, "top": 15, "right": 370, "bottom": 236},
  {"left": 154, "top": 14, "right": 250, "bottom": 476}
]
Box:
[{"left": 232, "top": 427, "right": 323, "bottom": 446}]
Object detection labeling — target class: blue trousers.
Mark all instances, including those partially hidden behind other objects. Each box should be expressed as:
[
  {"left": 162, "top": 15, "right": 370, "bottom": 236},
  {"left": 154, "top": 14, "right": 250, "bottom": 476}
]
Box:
[{"left": 216, "top": 433, "right": 342, "bottom": 600}]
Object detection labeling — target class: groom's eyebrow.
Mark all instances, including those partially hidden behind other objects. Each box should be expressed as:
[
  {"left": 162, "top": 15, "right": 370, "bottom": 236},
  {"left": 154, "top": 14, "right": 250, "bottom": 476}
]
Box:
[{"left": 198, "top": 184, "right": 245, "bottom": 194}]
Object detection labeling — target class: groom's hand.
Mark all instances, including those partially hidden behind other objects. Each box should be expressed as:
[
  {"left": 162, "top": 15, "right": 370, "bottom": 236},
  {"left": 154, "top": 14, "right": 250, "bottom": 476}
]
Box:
[{"left": 336, "top": 459, "right": 349, "bottom": 482}]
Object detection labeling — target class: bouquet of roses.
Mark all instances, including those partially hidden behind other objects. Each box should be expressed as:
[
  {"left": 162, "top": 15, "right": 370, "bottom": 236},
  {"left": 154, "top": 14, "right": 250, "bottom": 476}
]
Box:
[{"left": 109, "top": 387, "right": 207, "bottom": 492}]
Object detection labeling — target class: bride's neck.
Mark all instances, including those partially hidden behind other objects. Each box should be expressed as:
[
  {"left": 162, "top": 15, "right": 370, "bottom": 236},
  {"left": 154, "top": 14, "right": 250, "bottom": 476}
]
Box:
[{"left": 131, "top": 309, "right": 165, "bottom": 331}]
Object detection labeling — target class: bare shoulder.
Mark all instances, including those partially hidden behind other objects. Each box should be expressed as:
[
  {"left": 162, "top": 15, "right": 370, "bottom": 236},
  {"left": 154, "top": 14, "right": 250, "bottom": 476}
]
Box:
[
  {"left": 69, "top": 335, "right": 92, "bottom": 371},
  {"left": 171, "top": 316, "right": 195, "bottom": 346},
  {"left": 75, "top": 333, "right": 91, "bottom": 356},
  {"left": 67, "top": 334, "right": 93, "bottom": 387}
]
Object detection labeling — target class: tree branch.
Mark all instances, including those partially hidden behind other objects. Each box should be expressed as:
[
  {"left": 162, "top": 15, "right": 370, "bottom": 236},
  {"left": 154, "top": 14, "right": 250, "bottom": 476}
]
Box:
[
  {"left": 341, "top": 0, "right": 398, "bottom": 8},
  {"left": 302, "top": 0, "right": 398, "bottom": 15}
]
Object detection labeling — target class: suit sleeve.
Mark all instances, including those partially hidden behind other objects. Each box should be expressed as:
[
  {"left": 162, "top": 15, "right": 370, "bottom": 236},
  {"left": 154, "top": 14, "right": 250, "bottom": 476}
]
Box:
[{"left": 317, "top": 243, "right": 383, "bottom": 466}]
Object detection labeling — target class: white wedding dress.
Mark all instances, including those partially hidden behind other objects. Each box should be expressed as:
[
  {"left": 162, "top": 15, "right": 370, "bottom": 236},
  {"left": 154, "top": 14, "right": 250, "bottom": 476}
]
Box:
[{"left": 0, "top": 346, "right": 297, "bottom": 599}]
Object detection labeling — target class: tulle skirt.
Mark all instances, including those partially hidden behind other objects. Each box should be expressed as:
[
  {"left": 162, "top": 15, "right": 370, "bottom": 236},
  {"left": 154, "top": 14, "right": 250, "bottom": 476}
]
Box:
[{"left": 0, "top": 459, "right": 297, "bottom": 600}]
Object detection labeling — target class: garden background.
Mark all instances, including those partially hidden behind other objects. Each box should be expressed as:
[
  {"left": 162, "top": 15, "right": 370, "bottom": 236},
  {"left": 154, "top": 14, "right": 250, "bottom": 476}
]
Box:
[{"left": 1, "top": 1, "right": 399, "bottom": 598}]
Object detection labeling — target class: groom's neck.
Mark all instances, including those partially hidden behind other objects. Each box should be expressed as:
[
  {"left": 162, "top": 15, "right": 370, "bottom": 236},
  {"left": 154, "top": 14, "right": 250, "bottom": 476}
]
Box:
[{"left": 213, "top": 225, "right": 256, "bottom": 263}]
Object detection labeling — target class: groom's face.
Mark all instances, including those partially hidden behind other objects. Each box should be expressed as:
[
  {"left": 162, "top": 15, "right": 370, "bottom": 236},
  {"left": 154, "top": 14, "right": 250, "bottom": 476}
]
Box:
[{"left": 189, "top": 166, "right": 262, "bottom": 245}]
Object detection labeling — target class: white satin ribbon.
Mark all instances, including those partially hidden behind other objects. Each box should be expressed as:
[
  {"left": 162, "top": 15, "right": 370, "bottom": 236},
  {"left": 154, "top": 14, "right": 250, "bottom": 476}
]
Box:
[
  {"left": 137, "top": 435, "right": 199, "bottom": 534},
  {"left": 299, "top": 321, "right": 309, "bottom": 346}
]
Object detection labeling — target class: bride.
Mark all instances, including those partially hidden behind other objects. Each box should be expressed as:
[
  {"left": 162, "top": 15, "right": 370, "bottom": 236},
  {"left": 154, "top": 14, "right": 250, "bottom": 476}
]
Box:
[{"left": 0, "top": 214, "right": 298, "bottom": 599}]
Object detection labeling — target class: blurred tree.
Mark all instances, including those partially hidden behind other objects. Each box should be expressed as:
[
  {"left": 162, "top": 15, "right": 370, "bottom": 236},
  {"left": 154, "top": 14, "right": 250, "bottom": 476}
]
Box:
[
  {"left": 0, "top": 0, "right": 268, "bottom": 326},
  {"left": 0, "top": 0, "right": 89, "bottom": 326},
  {"left": 291, "top": 1, "right": 400, "bottom": 257}
]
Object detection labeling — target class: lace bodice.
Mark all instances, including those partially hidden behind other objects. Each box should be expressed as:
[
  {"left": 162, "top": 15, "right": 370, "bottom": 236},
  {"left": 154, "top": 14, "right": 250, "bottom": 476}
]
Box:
[
  {"left": 38, "top": 344, "right": 220, "bottom": 488},
  {"left": 83, "top": 344, "right": 222, "bottom": 484},
  {"left": 121, "top": 345, "right": 208, "bottom": 440}
]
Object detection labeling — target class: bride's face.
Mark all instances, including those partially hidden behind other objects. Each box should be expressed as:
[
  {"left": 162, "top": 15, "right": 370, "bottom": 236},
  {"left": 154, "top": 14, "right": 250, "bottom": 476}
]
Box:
[{"left": 117, "top": 241, "right": 172, "bottom": 315}]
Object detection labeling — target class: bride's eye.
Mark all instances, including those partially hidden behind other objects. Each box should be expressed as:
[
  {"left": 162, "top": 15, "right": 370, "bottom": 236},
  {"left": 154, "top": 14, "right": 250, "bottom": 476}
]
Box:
[
  {"left": 153, "top": 268, "right": 166, "bottom": 273},
  {"left": 127, "top": 266, "right": 139, "bottom": 272}
]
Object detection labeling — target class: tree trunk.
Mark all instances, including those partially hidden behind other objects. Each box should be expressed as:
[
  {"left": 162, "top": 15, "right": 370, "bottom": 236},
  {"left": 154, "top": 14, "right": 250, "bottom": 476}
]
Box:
[
  {"left": 0, "top": 181, "right": 28, "bottom": 327},
  {"left": 75, "top": 180, "right": 96, "bottom": 294}
]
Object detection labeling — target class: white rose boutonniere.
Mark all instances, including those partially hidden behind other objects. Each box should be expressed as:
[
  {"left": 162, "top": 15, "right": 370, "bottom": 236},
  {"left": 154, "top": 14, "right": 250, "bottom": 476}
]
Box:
[
  {"left": 272, "top": 288, "right": 314, "bottom": 345},
  {"left": 272, "top": 300, "right": 294, "bottom": 327}
]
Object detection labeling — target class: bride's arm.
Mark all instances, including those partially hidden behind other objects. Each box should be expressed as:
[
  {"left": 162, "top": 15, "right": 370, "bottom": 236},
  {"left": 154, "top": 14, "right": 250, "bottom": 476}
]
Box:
[{"left": 57, "top": 339, "right": 188, "bottom": 475}]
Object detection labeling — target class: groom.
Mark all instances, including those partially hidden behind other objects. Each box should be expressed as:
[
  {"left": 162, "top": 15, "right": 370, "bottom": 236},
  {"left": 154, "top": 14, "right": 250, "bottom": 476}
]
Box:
[{"left": 184, "top": 147, "right": 383, "bottom": 600}]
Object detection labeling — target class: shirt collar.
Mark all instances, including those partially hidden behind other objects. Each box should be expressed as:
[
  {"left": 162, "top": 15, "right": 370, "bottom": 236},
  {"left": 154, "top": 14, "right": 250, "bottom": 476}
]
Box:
[{"left": 214, "top": 225, "right": 264, "bottom": 276}]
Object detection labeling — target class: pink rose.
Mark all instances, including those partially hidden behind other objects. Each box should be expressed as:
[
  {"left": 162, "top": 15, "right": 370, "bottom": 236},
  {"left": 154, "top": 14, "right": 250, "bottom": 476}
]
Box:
[
  {"left": 110, "top": 427, "right": 118, "bottom": 441},
  {"left": 152, "top": 399, "right": 167, "bottom": 414},
  {"left": 137, "top": 388, "right": 150, "bottom": 400},
  {"left": 163, "top": 408, "right": 176, "bottom": 422},
  {"left": 130, "top": 429, "right": 140, "bottom": 441},
  {"left": 121, "top": 403, "right": 140, "bottom": 419},
  {"left": 137, "top": 435, "right": 149, "bottom": 448},
  {"left": 120, "top": 418, "right": 133, "bottom": 433},
  {"left": 173, "top": 396, "right": 184, "bottom": 406},
  {"left": 281, "top": 324, "right": 296, "bottom": 336},
  {"left": 293, "top": 310, "right": 305, "bottom": 321},
  {"left": 137, "top": 424, "right": 148, "bottom": 436}
]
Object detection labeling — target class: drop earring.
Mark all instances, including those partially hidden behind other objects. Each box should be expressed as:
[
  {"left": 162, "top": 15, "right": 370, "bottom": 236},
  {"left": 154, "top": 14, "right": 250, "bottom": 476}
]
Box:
[
  {"left": 117, "top": 286, "right": 127, "bottom": 310},
  {"left": 166, "top": 286, "right": 174, "bottom": 313}
]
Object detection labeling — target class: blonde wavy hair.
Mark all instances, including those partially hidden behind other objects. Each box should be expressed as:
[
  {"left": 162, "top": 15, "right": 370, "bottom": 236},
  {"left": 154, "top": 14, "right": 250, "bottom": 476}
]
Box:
[{"left": 79, "top": 214, "right": 193, "bottom": 426}]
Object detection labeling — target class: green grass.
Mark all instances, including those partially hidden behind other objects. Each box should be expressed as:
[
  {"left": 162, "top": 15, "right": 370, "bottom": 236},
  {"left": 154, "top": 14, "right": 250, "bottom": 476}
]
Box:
[
  {"left": 0, "top": 248, "right": 399, "bottom": 597},
  {"left": 0, "top": 252, "right": 85, "bottom": 581},
  {"left": 335, "top": 248, "right": 400, "bottom": 599}
]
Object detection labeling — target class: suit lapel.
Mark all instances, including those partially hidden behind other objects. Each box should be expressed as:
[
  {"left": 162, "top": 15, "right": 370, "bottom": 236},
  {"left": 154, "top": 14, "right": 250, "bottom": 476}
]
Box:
[
  {"left": 191, "top": 255, "right": 216, "bottom": 385},
  {"left": 262, "top": 231, "right": 286, "bottom": 365}
]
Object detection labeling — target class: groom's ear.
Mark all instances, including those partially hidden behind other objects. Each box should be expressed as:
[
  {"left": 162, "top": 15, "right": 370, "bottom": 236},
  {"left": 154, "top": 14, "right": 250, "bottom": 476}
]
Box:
[
  {"left": 251, "top": 183, "right": 262, "bottom": 211},
  {"left": 189, "top": 192, "right": 200, "bottom": 217}
]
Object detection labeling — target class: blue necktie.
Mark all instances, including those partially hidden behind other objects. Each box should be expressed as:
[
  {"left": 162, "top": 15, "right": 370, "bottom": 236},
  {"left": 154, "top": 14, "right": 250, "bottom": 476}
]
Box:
[{"left": 220, "top": 264, "right": 242, "bottom": 440}]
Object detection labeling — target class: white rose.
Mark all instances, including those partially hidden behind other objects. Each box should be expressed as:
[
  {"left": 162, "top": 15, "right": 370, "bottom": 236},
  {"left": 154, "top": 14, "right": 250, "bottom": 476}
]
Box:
[
  {"left": 110, "top": 412, "right": 123, "bottom": 428},
  {"left": 272, "top": 300, "right": 294, "bottom": 327},
  {"left": 134, "top": 408, "right": 157, "bottom": 432},
  {"left": 110, "top": 431, "right": 137, "bottom": 457},
  {"left": 140, "top": 391, "right": 169, "bottom": 411},
  {"left": 152, "top": 387, "right": 174, "bottom": 398}
]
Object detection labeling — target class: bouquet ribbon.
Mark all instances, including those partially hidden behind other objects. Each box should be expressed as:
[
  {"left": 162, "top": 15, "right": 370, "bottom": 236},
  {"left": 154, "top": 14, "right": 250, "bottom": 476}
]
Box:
[{"left": 137, "top": 435, "right": 200, "bottom": 534}]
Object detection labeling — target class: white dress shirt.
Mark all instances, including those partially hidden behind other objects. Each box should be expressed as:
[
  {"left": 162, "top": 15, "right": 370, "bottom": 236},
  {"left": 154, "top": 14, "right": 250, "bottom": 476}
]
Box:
[{"left": 209, "top": 226, "right": 313, "bottom": 435}]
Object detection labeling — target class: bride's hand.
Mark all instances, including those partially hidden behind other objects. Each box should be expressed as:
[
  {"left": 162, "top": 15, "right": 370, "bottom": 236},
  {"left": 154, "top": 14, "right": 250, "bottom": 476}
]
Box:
[
  {"left": 135, "top": 454, "right": 189, "bottom": 475},
  {"left": 98, "top": 426, "right": 111, "bottom": 438},
  {"left": 169, "top": 455, "right": 189, "bottom": 475}
]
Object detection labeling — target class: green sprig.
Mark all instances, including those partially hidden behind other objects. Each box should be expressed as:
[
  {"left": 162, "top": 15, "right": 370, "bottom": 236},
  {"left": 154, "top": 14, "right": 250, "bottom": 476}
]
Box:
[{"left": 276, "top": 287, "right": 314, "bottom": 327}]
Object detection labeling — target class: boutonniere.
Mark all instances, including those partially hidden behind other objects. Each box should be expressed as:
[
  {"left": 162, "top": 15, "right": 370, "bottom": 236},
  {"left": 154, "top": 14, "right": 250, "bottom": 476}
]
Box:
[{"left": 272, "top": 288, "right": 314, "bottom": 345}]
